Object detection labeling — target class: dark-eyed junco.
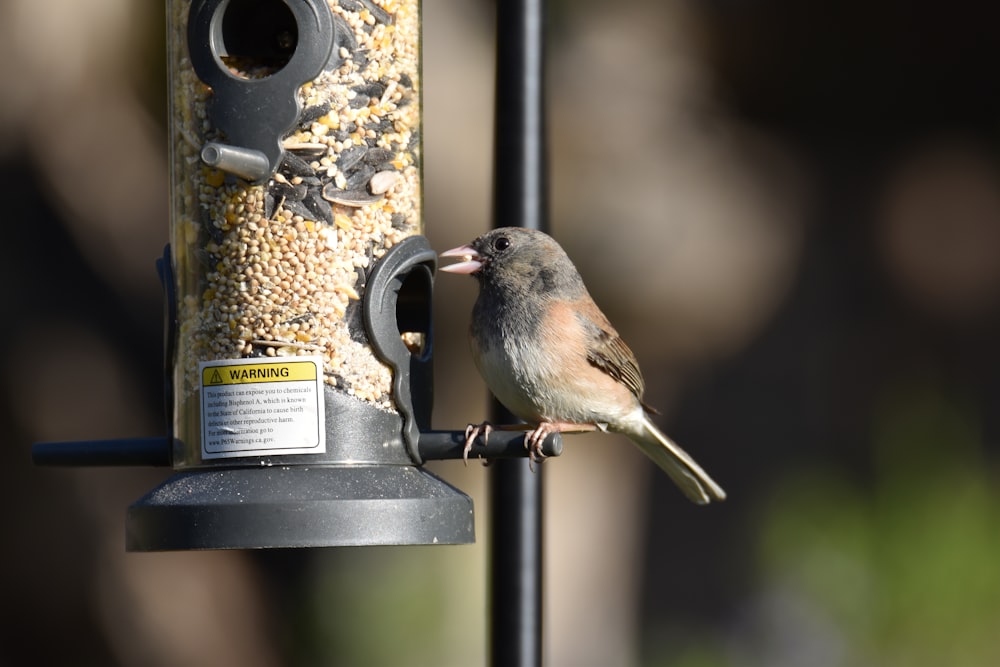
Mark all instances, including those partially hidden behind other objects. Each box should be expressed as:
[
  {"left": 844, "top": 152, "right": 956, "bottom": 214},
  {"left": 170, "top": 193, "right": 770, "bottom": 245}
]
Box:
[{"left": 439, "top": 227, "right": 726, "bottom": 504}]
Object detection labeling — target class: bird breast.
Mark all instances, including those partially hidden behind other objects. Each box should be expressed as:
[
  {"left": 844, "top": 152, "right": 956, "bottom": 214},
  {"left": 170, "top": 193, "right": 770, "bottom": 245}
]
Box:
[{"left": 471, "top": 297, "right": 637, "bottom": 426}]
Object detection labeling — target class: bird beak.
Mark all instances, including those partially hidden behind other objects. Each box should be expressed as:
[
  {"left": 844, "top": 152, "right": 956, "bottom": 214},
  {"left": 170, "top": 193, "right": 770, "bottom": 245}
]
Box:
[{"left": 439, "top": 244, "right": 483, "bottom": 274}]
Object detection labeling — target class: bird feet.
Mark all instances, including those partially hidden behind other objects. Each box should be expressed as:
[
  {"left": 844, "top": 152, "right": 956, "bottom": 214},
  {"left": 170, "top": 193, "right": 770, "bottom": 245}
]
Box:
[
  {"left": 524, "top": 423, "right": 555, "bottom": 472},
  {"left": 461, "top": 421, "right": 546, "bottom": 470},
  {"left": 525, "top": 421, "right": 600, "bottom": 471},
  {"left": 462, "top": 421, "right": 493, "bottom": 466},
  {"left": 462, "top": 420, "right": 592, "bottom": 470}
]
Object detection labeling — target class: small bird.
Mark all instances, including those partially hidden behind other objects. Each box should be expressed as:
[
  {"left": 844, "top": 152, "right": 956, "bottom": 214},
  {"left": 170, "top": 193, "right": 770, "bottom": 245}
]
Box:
[{"left": 439, "top": 227, "right": 726, "bottom": 504}]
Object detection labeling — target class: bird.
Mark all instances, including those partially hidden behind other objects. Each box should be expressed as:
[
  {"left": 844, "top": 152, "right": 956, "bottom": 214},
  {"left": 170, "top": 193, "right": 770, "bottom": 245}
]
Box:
[{"left": 439, "top": 227, "right": 726, "bottom": 504}]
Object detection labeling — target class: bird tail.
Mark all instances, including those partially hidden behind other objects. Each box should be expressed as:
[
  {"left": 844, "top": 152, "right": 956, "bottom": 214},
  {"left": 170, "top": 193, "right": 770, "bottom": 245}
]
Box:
[{"left": 627, "top": 415, "right": 726, "bottom": 505}]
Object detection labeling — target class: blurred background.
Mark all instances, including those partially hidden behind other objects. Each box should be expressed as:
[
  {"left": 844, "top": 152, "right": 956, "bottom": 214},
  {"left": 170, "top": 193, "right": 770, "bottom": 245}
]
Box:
[{"left": 4, "top": 0, "right": 1000, "bottom": 665}]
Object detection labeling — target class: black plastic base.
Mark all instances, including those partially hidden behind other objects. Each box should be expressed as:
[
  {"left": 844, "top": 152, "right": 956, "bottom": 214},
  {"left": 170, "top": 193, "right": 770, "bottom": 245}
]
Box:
[{"left": 126, "top": 465, "right": 474, "bottom": 550}]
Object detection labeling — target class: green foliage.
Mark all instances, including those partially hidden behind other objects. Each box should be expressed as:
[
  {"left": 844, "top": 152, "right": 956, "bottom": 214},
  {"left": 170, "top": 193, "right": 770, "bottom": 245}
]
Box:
[
  {"left": 294, "top": 545, "right": 483, "bottom": 667},
  {"left": 662, "top": 382, "right": 1000, "bottom": 667}
]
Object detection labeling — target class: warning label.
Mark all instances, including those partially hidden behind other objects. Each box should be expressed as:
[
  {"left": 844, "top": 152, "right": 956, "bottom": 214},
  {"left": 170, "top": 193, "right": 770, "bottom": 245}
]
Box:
[{"left": 199, "top": 356, "right": 325, "bottom": 459}]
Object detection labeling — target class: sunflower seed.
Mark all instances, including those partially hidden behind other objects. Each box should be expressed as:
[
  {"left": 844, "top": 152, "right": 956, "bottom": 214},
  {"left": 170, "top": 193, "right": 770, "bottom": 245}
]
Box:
[
  {"left": 284, "top": 141, "right": 328, "bottom": 158},
  {"left": 282, "top": 198, "right": 314, "bottom": 220},
  {"left": 268, "top": 180, "right": 306, "bottom": 201},
  {"left": 304, "top": 189, "right": 335, "bottom": 226},
  {"left": 363, "top": 147, "right": 394, "bottom": 166},
  {"left": 336, "top": 145, "right": 368, "bottom": 172},
  {"left": 299, "top": 103, "right": 331, "bottom": 127},
  {"left": 280, "top": 151, "right": 315, "bottom": 177},
  {"left": 322, "top": 184, "right": 383, "bottom": 207},
  {"left": 344, "top": 164, "right": 376, "bottom": 190}
]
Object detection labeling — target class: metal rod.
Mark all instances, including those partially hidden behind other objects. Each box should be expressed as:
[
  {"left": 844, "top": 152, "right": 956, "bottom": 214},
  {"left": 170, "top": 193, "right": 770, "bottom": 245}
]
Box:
[
  {"left": 418, "top": 430, "right": 562, "bottom": 461},
  {"left": 490, "top": 0, "right": 548, "bottom": 664},
  {"left": 32, "top": 437, "right": 172, "bottom": 467}
]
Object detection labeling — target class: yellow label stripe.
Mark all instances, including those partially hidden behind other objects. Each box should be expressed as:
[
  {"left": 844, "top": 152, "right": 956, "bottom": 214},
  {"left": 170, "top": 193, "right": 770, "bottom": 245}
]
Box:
[{"left": 202, "top": 361, "right": 317, "bottom": 385}]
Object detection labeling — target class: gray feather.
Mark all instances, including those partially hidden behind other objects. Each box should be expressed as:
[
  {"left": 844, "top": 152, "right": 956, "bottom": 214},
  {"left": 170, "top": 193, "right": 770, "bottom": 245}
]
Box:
[{"left": 628, "top": 416, "right": 727, "bottom": 504}]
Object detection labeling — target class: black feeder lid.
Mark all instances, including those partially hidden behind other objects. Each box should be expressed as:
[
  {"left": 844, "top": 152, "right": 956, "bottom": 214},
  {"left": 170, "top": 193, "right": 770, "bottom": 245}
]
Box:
[{"left": 126, "top": 465, "right": 474, "bottom": 550}]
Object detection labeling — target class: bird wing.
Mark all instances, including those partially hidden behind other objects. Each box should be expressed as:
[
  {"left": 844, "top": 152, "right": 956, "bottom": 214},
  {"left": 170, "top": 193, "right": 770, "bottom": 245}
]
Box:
[{"left": 585, "top": 325, "right": 646, "bottom": 402}]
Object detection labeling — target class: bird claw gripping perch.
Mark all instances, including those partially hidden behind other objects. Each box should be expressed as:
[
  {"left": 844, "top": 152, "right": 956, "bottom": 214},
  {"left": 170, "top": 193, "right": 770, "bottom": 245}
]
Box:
[
  {"left": 524, "top": 424, "right": 553, "bottom": 472},
  {"left": 462, "top": 422, "right": 494, "bottom": 466}
]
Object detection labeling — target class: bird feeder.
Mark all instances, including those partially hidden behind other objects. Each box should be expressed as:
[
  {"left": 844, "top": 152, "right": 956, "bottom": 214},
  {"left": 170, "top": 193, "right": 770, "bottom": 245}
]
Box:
[{"left": 32, "top": 0, "right": 560, "bottom": 551}]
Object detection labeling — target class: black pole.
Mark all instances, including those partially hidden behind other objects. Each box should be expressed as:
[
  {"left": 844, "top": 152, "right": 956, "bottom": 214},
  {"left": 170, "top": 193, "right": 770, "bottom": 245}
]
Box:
[{"left": 490, "top": 0, "right": 547, "bottom": 666}]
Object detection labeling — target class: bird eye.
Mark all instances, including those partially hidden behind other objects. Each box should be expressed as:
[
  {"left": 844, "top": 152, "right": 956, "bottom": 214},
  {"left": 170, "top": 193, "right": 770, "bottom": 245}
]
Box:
[{"left": 492, "top": 236, "right": 511, "bottom": 252}]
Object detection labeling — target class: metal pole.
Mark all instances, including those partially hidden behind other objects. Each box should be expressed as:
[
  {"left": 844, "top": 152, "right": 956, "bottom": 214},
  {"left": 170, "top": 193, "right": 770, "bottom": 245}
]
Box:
[{"left": 490, "top": 0, "right": 548, "bottom": 665}]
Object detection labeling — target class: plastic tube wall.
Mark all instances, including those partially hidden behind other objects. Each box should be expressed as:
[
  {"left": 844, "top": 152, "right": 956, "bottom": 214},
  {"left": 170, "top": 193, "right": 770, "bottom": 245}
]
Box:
[{"left": 166, "top": 0, "right": 423, "bottom": 467}]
